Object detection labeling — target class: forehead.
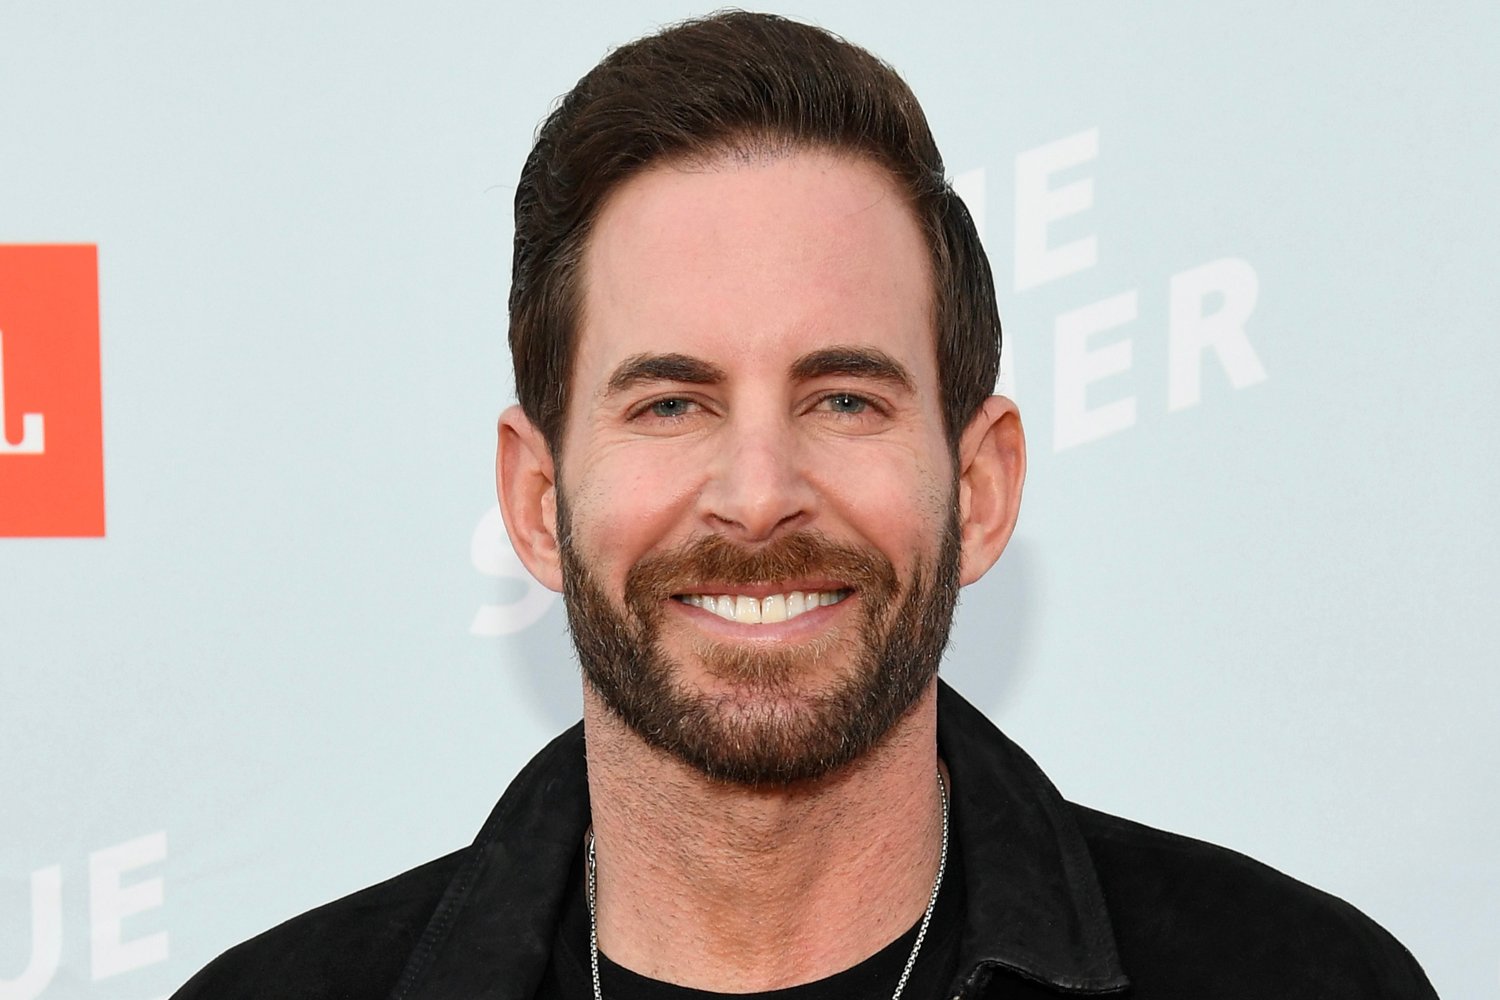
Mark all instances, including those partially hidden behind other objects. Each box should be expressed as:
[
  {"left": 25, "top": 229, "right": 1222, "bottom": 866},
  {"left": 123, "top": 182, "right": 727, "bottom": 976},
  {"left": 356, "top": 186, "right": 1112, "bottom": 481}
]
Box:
[{"left": 572, "top": 149, "right": 936, "bottom": 396}]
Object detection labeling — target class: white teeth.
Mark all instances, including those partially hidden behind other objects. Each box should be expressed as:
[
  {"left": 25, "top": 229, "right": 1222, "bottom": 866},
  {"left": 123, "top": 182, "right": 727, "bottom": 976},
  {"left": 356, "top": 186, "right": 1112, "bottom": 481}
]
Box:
[{"left": 681, "top": 589, "right": 846, "bottom": 623}]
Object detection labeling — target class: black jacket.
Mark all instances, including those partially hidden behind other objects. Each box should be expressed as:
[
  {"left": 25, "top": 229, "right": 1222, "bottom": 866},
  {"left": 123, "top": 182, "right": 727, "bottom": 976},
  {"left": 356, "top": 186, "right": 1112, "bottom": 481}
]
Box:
[{"left": 174, "top": 683, "right": 1436, "bottom": 998}]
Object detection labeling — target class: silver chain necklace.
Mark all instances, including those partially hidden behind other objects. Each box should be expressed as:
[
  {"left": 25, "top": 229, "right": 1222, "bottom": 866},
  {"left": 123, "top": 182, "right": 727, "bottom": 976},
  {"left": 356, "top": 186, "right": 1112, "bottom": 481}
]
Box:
[{"left": 586, "top": 770, "right": 949, "bottom": 1000}]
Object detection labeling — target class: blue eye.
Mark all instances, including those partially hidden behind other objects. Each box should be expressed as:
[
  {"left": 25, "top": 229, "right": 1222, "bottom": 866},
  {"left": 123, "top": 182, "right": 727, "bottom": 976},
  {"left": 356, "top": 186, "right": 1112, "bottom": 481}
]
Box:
[
  {"left": 825, "top": 393, "right": 868, "bottom": 414},
  {"left": 648, "top": 398, "right": 693, "bottom": 418}
]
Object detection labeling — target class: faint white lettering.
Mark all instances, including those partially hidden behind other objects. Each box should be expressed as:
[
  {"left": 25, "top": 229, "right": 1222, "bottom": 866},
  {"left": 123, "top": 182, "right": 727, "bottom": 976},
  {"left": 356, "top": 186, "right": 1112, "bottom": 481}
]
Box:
[
  {"left": 1168, "top": 258, "right": 1266, "bottom": 411},
  {"left": 470, "top": 506, "right": 556, "bottom": 636},
  {"left": 1054, "top": 291, "right": 1138, "bottom": 450},
  {"left": 0, "top": 866, "right": 62, "bottom": 1000},
  {"left": 1014, "top": 129, "right": 1099, "bottom": 292},
  {"left": 88, "top": 832, "right": 168, "bottom": 980}
]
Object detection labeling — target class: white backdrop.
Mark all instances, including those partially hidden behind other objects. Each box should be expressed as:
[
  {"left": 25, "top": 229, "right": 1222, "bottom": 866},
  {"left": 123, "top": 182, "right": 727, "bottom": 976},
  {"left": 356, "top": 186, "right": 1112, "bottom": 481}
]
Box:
[{"left": 2, "top": 2, "right": 1496, "bottom": 997}]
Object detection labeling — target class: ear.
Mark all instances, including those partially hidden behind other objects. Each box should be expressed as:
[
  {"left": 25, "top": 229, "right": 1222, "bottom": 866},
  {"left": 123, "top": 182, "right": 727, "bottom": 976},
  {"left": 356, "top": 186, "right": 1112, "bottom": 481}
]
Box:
[
  {"left": 955, "top": 396, "right": 1026, "bottom": 586},
  {"left": 496, "top": 405, "right": 564, "bottom": 593}
]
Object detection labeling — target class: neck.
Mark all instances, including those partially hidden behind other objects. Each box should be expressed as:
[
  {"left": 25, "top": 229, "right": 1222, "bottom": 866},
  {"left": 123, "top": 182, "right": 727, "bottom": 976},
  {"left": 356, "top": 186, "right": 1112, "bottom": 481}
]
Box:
[{"left": 582, "top": 680, "right": 945, "bottom": 992}]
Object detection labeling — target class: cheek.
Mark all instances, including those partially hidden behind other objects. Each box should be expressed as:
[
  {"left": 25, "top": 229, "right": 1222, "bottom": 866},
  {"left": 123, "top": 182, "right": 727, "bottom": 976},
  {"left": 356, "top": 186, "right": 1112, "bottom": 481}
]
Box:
[
  {"left": 564, "top": 445, "right": 705, "bottom": 583},
  {"left": 811, "top": 443, "right": 952, "bottom": 565}
]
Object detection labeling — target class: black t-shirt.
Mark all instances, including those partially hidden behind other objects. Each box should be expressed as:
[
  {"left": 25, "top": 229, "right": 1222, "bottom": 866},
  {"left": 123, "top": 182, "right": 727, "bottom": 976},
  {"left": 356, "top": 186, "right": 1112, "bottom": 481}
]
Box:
[{"left": 535, "top": 836, "right": 965, "bottom": 1000}]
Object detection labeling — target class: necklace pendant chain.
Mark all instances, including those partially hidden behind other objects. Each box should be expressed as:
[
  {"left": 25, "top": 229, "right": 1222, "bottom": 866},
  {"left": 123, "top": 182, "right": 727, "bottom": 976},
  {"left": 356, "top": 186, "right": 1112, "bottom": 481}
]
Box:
[{"left": 586, "top": 770, "right": 950, "bottom": 1000}]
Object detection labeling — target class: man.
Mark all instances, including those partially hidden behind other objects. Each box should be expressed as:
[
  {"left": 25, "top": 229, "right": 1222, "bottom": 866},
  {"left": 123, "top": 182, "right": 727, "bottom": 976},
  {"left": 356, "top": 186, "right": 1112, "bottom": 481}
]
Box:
[{"left": 175, "top": 13, "right": 1435, "bottom": 999}]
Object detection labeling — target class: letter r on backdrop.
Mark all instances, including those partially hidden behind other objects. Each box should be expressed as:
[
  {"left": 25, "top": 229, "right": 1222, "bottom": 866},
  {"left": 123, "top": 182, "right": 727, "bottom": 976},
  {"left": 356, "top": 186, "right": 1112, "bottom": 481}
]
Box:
[{"left": 1168, "top": 257, "right": 1266, "bottom": 410}]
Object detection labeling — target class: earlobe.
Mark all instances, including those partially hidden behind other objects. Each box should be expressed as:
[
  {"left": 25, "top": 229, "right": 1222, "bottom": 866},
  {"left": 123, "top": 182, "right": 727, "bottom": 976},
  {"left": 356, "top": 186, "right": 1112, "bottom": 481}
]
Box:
[
  {"left": 496, "top": 405, "right": 564, "bottom": 593},
  {"left": 955, "top": 396, "right": 1026, "bottom": 586}
]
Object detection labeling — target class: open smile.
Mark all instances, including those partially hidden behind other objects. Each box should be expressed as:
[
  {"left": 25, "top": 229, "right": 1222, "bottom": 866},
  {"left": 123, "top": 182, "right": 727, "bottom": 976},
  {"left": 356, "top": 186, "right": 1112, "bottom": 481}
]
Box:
[{"left": 673, "top": 589, "right": 851, "bottom": 624}]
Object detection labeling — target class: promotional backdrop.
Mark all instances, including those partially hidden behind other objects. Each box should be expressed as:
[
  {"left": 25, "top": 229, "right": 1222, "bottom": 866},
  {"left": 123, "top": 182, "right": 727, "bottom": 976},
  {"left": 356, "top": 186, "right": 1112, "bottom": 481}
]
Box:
[{"left": 2, "top": 3, "right": 1496, "bottom": 997}]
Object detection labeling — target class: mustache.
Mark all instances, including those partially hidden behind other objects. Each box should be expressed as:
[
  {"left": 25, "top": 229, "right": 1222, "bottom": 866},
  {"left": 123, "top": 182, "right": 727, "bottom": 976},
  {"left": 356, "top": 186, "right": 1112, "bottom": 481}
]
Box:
[{"left": 623, "top": 530, "right": 899, "bottom": 611}]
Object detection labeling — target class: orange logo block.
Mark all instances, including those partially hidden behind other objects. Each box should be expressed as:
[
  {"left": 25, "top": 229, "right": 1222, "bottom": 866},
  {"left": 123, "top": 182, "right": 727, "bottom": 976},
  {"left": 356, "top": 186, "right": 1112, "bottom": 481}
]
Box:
[{"left": 0, "top": 245, "right": 104, "bottom": 537}]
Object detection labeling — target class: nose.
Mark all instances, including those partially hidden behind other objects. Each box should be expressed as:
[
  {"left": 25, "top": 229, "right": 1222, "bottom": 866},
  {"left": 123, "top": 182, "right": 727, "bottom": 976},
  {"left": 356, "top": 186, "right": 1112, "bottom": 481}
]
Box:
[{"left": 697, "top": 409, "right": 813, "bottom": 542}]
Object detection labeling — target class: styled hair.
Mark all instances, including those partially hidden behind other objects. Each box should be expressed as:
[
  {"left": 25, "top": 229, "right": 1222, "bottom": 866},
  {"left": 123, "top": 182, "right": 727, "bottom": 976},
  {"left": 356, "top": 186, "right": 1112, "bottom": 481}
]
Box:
[{"left": 509, "top": 11, "right": 1000, "bottom": 454}]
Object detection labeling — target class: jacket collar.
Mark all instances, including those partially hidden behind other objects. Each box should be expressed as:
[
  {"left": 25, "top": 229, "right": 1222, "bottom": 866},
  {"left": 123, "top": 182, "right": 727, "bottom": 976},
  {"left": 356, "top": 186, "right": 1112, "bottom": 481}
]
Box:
[
  {"left": 393, "top": 681, "right": 1128, "bottom": 999},
  {"left": 935, "top": 682, "right": 1128, "bottom": 994}
]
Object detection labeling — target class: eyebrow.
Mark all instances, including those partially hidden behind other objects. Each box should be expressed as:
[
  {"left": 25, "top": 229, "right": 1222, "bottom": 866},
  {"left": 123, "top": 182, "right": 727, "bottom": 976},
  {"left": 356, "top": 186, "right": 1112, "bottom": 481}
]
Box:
[
  {"left": 601, "top": 345, "right": 916, "bottom": 396},
  {"left": 605, "top": 353, "right": 727, "bottom": 395},
  {"left": 789, "top": 346, "right": 915, "bottom": 391}
]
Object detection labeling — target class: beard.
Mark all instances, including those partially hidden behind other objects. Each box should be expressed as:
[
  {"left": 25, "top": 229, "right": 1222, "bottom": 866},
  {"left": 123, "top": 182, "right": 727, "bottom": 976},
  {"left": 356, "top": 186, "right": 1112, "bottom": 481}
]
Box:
[{"left": 559, "top": 502, "right": 961, "bottom": 786}]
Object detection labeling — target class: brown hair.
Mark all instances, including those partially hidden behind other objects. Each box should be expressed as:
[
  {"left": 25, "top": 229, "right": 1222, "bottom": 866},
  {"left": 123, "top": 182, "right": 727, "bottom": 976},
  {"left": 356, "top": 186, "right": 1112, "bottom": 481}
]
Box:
[{"left": 509, "top": 11, "right": 1000, "bottom": 455}]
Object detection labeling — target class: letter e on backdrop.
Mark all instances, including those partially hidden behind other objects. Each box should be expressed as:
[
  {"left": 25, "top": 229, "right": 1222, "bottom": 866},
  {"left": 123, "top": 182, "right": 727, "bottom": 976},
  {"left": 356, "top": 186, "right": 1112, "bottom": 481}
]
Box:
[{"left": 0, "top": 245, "right": 104, "bottom": 537}]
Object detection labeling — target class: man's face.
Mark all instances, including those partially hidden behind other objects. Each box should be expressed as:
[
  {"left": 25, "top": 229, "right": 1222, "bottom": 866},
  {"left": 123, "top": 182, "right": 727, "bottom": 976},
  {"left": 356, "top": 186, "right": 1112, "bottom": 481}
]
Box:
[{"left": 556, "top": 149, "right": 960, "bottom": 784}]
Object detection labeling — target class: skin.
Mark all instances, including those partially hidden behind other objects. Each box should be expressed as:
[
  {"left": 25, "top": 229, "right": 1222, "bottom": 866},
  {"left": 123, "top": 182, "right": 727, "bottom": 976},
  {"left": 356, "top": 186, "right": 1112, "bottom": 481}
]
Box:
[{"left": 497, "top": 149, "right": 1026, "bottom": 990}]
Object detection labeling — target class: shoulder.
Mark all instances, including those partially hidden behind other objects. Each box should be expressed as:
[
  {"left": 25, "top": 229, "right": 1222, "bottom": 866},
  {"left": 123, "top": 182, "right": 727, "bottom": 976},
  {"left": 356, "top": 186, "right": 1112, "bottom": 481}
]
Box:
[
  {"left": 170, "top": 849, "right": 466, "bottom": 1000},
  {"left": 1068, "top": 805, "right": 1436, "bottom": 998}
]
